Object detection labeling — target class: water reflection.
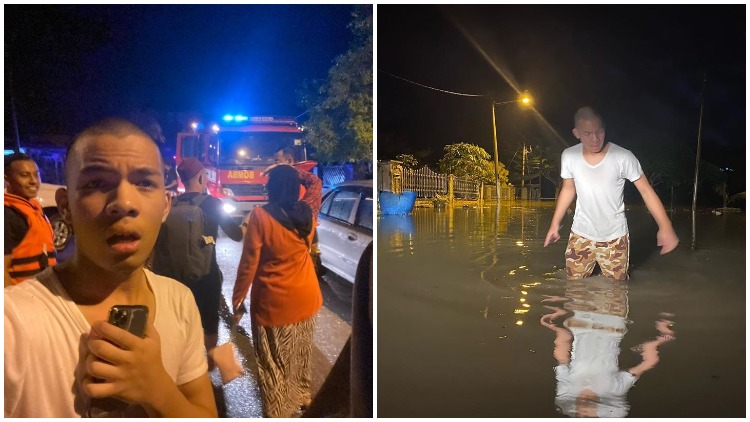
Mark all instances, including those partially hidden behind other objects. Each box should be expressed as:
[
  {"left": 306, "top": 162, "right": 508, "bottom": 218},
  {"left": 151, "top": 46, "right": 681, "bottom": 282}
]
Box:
[
  {"left": 378, "top": 204, "right": 540, "bottom": 250},
  {"left": 378, "top": 214, "right": 416, "bottom": 254},
  {"left": 540, "top": 277, "right": 676, "bottom": 417},
  {"left": 378, "top": 204, "right": 561, "bottom": 328}
]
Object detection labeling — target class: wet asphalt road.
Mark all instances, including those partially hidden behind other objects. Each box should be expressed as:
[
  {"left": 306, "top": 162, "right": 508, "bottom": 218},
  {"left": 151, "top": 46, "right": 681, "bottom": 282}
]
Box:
[
  {"left": 213, "top": 233, "right": 353, "bottom": 418},
  {"left": 56, "top": 231, "right": 353, "bottom": 417}
]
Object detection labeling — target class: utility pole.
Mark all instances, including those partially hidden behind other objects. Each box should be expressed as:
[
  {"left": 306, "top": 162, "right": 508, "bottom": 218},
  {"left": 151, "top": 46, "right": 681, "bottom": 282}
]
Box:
[
  {"left": 491, "top": 99, "right": 500, "bottom": 201},
  {"left": 521, "top": 143, "right": 533, "bottom": 199},
  {"left": 521, "top": 142, "right": 527, "bottom": 188},
  {"left": 691, "top": 72, "right": 707, "bottom": 250}
]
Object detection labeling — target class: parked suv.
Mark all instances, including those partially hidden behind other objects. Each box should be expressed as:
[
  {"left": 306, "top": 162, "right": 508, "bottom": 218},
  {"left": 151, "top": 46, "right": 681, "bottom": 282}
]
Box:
[
  {"left": 36, "top": 183, "right": 73, "bottom": 251},
  {"left": 317, "top": 180, "right": 373, "bottom": 283}
]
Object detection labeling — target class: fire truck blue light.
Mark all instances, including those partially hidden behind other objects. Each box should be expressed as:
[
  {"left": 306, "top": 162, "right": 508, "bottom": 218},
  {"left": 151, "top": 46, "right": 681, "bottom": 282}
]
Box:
[{"left": 222, "top": 114, "right": 249, "bottom": 122}]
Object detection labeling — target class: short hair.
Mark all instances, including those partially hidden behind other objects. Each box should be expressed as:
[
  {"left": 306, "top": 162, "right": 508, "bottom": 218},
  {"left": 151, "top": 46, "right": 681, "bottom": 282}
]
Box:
[
  {"left": 277, "top": 147, "right": 296, "bottom": 163},
  {"left": 4, "top": 152, "right": 35, "bottom": 175},
  {"left": 574, "top": 106, "right": 605, "bottom": 128},
  {"left": 64, "top": 117, "right": 161, "bottom": 183},
  {"left": 266, "top": 165, "right": 300, "bottom": 210}
]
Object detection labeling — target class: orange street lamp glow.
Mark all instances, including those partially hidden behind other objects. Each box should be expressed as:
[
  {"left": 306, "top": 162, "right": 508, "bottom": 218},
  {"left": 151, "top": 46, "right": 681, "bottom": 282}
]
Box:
[{"left": 518, "top": 91, "right": 533, "bottom": 107}]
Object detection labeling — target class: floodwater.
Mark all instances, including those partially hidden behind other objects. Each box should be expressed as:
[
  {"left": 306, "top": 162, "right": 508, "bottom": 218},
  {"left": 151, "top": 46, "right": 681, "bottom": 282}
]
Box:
[{"left": 377, "top": 202, "right": 745, "bottom": 418}]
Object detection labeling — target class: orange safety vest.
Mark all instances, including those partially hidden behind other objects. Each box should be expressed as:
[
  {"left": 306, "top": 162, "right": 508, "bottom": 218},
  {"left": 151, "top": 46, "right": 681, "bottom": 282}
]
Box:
[{"left": 4, "top": 193, "right": 57, "bottom": 284}]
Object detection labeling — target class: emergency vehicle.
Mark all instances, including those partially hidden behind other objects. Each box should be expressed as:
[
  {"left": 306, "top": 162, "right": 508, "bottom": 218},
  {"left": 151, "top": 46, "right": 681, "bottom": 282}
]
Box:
[{"left": 175, "top": 115, "right": 316, "bottom": 218}]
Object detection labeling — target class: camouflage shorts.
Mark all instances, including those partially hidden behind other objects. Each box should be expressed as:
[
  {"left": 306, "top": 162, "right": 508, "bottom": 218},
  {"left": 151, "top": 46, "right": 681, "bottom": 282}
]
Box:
[{"left": 565, "top": 232, "right": 630, "bottom": 281}]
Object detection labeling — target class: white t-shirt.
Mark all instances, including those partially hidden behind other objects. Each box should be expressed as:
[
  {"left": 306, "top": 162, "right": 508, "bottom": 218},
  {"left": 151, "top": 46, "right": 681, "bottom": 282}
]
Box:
[
  {"left": 4, "top": 267, "right": 208, "bottom": 417},
  {"left": 560, "top": 143, "right": 643, "bottom": 241}
]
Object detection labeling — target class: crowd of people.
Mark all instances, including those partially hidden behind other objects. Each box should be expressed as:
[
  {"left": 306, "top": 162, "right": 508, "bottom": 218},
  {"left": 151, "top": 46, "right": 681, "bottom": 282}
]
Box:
[{"left": 4, "top": 117, "right": 371, "bottom": 418}]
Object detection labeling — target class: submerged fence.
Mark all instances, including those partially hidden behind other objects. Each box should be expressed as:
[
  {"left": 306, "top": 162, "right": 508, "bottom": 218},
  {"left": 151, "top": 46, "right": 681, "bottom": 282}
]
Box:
[
  {"left": 380, "top": 162, "right": 514, "bottom": 204},
  {"left": 402, "top": 166, "right": 448, "bottom": 198}
]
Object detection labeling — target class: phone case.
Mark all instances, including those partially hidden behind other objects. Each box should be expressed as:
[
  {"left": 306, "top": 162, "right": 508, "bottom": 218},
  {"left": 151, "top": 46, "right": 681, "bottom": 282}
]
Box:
[{"left": 108, "top": 305, "right": 149, "bottom": 338}]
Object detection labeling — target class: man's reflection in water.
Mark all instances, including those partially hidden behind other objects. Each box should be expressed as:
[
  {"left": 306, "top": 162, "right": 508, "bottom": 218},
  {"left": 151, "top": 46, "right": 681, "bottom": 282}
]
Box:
[{"left": 540, "top": 277, "right": 676, "bottom": 417}]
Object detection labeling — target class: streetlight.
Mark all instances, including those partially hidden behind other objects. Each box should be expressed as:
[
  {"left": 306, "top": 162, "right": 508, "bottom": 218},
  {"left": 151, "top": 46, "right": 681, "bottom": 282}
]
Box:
[{"left": 491, "top": 91, "right": 534, "bottom": 200}]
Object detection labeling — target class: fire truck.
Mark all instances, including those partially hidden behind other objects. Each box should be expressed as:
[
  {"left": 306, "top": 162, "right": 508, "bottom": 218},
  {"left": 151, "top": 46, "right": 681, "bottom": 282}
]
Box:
[{"left": 175, "top": 115, "right": 316, "bottom": 218}]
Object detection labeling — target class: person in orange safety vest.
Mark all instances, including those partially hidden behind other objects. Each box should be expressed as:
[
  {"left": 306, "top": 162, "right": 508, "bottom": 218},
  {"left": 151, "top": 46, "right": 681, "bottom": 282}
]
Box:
[{"left": 4, "top": 152, "right": 57, "bottom": 286}]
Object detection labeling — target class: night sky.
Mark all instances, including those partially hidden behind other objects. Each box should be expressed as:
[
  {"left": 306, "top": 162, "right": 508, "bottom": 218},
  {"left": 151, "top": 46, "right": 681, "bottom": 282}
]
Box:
[
  {"left": 5, "top": 4, "right": 355, "bottom": 143},
  {"left": 378, "top": 5, "right": 746, "bottom": 196}
]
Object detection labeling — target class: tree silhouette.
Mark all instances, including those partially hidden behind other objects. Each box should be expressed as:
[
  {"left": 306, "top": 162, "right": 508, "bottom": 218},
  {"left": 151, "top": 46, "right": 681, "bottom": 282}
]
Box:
[
  {"left": 298, "top": 5, "right": 372, "bottom": 163},
  {"left": 437, "top": 142, "right": 509, "bottom": 184}
]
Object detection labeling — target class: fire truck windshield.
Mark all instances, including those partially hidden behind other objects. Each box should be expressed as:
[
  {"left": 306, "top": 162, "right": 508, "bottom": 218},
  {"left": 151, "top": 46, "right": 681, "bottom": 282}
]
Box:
[{"left": 215, "top": 131, "right": 300, "bottom": 168}]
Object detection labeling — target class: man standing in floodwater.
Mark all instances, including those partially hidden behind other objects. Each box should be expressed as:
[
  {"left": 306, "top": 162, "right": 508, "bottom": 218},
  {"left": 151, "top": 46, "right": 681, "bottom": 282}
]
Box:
[{"left": 543, "top": 106, "right": 679, "bottom": 280}]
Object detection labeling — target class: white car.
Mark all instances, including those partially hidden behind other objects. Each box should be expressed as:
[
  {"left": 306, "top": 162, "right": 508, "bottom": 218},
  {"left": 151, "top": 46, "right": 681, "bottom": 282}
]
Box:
[
  {"left": 36, "top": 183, "right": 73, "bottom": 251},
  {"left": 317, "top": 180, "right": 373, "bottom": 283}
]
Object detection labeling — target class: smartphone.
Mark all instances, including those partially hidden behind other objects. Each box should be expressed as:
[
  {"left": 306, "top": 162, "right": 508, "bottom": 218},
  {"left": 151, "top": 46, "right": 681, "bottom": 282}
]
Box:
[
  {"left": 108, "top": 305, "right": 148, "bottom": 338},
  {"left": 87, "top": 305, "right": 149, "bottom": 417}
]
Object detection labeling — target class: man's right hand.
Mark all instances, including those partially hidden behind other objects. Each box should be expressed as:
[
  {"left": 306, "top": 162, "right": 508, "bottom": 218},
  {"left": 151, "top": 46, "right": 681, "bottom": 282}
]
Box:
[
  {"left": 656, "top": 228, "right": 679, "bottom": 255},
  {"left": 84, "top": 320, "right": 171, "bottom": 407},
  {"left": 544, "top": 228, "right": 560, "bottom": 247}
]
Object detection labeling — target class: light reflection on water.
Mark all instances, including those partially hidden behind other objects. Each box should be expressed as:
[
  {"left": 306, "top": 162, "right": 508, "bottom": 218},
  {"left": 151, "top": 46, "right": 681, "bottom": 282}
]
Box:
[
  {"left": 379, "top": 203, "right": 563, "bottom": 331},
  {"left": 378, "top": 203, "right": 745, "bottom": 418}
]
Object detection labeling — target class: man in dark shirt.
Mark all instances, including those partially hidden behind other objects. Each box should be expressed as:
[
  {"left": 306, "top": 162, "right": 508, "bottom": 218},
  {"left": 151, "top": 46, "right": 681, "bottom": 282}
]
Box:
[
  {"left": 4, "top": 152, "right": 56, "bottom": 286},
  {"left": 155, "top": 157, "right": 245, "bottom": 355},
  {"left": 163, "top": 158, "right": 179, "bottom": 196}
]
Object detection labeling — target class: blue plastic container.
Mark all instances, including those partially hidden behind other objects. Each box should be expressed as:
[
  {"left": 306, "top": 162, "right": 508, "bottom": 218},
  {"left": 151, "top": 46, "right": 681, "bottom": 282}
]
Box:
[{"left": 379, "top": 190, "right": 417, "bottom": 215}]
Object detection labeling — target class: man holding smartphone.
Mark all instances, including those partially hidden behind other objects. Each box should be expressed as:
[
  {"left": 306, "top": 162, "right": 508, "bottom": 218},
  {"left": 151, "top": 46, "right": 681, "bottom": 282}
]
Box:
[{"left": 4, "top": 118, "right": 217, "bottom": 417}]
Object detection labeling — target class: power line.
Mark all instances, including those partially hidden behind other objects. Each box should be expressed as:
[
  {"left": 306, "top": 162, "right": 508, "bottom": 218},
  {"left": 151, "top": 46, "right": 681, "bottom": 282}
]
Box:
[{"left": 379, "top": 70, "right": 488, "bottom": 98}]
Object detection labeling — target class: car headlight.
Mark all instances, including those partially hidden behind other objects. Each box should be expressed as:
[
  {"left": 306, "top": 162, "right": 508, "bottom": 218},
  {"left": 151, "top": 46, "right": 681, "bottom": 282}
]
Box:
[
  {"left": 222, "top": 188, "right": 235, "bottom": 197},
  {"left": 222, "top": 203, "right": 236, "bottom": 214}
]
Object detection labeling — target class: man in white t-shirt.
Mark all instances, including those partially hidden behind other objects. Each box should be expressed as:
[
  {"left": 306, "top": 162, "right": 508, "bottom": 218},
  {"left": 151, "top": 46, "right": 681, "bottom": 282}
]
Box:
[
  {"left": 543, "top": 106, "right": 679, "bottom": 280},
  {"left": 4, "top": 118, "right": 217, "bottom": 417}
]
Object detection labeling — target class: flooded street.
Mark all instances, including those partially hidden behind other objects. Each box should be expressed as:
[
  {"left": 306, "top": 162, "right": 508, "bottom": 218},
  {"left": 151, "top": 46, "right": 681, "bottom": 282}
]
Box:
[{"left": 377, "top": 202, "right": 745, "bottom": 417}]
